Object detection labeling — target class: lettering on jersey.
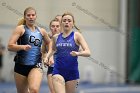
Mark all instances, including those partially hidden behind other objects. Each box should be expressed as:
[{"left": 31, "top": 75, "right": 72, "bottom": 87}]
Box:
[
  {"left": 29, "top": 35, "right": 41, "bottom": 46},
  {"left": 56, "top": 43, "right": 72, "bottom": 47}
]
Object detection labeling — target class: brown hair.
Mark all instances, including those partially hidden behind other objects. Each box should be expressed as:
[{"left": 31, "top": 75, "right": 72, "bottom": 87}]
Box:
[
  {"left": 62, "top": 12, "right": 81, "bottom": 33},
  {"left": 55, "top": 15, "right": 62, "bottom": 22},
  {"left": 49, "top": 18, "right": 61, "bottom": 29}
]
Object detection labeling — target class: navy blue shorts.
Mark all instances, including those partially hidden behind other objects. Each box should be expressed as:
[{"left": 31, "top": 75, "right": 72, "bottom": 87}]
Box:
[
  {"left": 53, "top": 67, "right": 79, "bottom": 82},
  {"left": 47, "top": 66, "right": 54, "bottom": 75},
  {"left": 14, "top": 63, "right": 42, "bottom": 77}
]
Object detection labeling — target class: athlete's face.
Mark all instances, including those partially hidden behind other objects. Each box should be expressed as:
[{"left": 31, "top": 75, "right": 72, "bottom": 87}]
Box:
[
  {"left": 50, "top": 21, "right": 60, "bottom": 35},
  {"left": 24, "top": 10, "right": 37, "bottom": 25},
  {"left": 62, "top": 15, "right": 74, "bottom": 31}
]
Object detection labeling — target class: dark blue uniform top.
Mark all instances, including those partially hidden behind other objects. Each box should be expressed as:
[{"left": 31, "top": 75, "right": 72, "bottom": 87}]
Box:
[{"left": 54, "top": 31, "right": 79, "bottom": 70}]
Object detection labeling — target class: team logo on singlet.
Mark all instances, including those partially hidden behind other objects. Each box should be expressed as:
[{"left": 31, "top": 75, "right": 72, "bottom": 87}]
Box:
[
  {"left": 29, "top": 35, "right": 41, "bottom": 46},
  {"left": 56, "top": 43, "right": 72, "bottom": 47}
]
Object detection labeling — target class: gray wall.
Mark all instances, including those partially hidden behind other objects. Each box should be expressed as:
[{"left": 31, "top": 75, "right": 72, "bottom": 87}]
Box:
[{"left": 0, "top": 0, "right": 126, "bottom": 83}]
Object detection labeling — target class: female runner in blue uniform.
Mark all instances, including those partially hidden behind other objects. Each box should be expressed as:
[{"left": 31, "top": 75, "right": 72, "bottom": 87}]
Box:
[
  {"left": 7, "top": 7, "right": 51, "bottom": 93},
  {"left": 44, "top": 12, "right": 91, "bottom": 93},
  {"left": 42, "top": 18, "right": 61, "bottom": 93}
]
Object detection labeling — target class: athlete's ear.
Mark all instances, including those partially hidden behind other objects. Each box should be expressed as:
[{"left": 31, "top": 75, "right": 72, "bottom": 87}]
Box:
[{"left": 34, "top": 14, "right": 37, "bottom": 20}]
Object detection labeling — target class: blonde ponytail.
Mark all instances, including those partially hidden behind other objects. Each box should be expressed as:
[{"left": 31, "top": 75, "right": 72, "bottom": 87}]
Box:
[{"left": 17, "top": 17, "right": 26, "bottom": 26}]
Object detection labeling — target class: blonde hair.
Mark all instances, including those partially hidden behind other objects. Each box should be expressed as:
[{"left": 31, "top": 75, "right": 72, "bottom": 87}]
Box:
[
  {"left": 62, "top": 12, "right": 81, "bottom": 33},
  {"left": 17, "top": 17, "right": 25, "bottom": 26},
  {"left": 17, "top": 7, "right": 36, "bottom": 26}
]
